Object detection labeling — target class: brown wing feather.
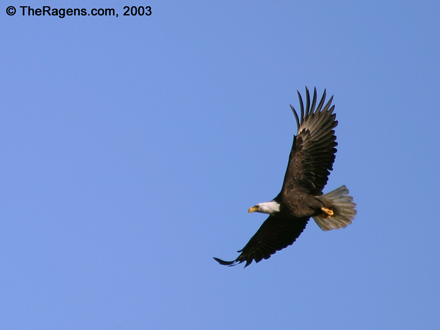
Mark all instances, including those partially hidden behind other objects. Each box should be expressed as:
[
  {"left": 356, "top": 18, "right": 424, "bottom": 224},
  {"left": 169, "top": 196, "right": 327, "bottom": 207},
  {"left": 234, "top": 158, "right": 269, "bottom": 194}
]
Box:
[
  {"left": 282, "top": 87, "right": 338, "bottom": 196},
  {"left": 214, "top": 215, "right": 309, "bottom": 267}
]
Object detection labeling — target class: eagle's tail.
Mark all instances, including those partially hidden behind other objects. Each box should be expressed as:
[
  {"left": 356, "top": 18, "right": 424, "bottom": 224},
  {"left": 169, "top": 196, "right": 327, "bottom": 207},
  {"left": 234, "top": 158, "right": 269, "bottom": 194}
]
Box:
[{"left": 313, "top": 185, "right": 356, "bottom": 231}]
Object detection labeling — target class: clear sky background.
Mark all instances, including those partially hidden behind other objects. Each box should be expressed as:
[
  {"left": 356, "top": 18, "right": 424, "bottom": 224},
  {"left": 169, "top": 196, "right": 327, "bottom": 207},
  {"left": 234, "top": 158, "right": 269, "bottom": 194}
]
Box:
[{"left": 1, "top": 1, "right": 439, "bottom": 329}]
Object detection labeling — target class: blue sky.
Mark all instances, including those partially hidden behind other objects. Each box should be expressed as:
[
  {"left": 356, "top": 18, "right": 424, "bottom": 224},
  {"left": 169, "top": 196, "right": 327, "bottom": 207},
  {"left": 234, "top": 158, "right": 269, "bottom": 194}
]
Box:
[{"left": 1, "top": 1, "right": 439, "bottom": 329}]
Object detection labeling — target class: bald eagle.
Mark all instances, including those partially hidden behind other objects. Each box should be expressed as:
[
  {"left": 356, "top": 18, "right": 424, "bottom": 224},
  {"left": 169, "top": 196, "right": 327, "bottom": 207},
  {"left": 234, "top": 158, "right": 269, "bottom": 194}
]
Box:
[{"left": 214, "top": 87, "right": 356, "bottom": 267}]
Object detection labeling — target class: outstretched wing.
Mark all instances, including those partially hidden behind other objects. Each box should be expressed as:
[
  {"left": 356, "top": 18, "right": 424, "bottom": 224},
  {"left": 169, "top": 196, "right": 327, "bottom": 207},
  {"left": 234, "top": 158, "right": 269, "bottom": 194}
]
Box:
[
  {"left": 214, "top": 215, "right": 309, "bottom": 267},
  {"left": 281, "top": 87, "right": 338, "bottom": 196}
]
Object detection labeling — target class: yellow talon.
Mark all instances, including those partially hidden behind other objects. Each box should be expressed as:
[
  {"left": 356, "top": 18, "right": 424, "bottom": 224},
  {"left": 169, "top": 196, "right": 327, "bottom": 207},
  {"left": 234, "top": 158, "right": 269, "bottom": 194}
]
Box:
[{"left": 321, "top": 207, "right": 334, "bottom": 218}]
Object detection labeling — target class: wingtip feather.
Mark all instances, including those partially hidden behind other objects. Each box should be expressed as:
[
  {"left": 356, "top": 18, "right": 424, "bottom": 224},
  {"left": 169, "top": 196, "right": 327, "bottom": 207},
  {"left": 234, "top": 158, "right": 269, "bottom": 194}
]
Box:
[
  {"left": 290, "top": 104, "right": 300, "bottom": 129},
  {"left": 213, "top": 257, "right": 240, "bottom": 267},
  {"left": 297, "top": 90, "right": 305, "bottom": 121}
]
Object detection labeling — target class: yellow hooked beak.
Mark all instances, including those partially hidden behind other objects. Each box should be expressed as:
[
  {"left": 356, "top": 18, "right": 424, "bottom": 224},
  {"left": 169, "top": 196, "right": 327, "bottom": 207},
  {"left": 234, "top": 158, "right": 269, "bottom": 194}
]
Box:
[{"left": 248, "top": 206, "right": 259, "bottom": 214}]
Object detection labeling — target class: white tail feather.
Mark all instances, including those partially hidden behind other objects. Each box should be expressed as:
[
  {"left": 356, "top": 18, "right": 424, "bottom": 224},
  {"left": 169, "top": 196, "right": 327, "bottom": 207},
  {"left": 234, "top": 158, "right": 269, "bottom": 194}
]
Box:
[{"left": 313, "top": 185, "right": 357, "bottom": 231}]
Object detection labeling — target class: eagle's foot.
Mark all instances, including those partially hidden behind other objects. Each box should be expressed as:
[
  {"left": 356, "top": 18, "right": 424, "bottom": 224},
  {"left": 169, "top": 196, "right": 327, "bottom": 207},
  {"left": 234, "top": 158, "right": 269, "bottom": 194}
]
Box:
[{"left": 321, "top": 207, "right": 334, "bottom": 218}]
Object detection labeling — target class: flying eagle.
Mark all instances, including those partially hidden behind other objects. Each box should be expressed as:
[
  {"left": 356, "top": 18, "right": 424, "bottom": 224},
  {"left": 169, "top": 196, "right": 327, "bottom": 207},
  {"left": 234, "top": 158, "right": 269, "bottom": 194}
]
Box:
[{"left": 214, "top": 87, "right": 356, "bottom": 267}]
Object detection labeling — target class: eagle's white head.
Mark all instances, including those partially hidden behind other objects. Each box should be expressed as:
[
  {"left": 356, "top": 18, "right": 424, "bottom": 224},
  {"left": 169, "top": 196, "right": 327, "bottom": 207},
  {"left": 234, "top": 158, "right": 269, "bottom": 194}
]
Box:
[{"left": 248, "top": 201, "right": 280, "bottom": 215}]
